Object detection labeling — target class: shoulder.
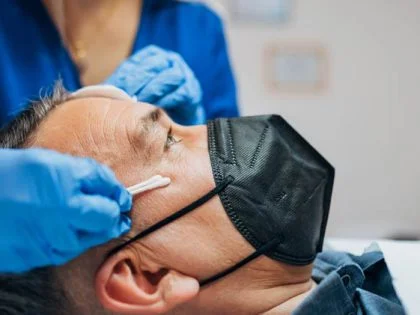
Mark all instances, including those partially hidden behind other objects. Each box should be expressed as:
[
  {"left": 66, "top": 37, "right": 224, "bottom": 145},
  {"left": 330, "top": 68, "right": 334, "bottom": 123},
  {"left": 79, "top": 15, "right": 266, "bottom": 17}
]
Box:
[
  {"left": 0, "top": 1, "right": 43, "bottom": 51},
  {"left": 0, "top": 0, "right": 40, "bottom": 20},
  {"left": 0, "top": 1, "right": 46, "bottom": 37}
]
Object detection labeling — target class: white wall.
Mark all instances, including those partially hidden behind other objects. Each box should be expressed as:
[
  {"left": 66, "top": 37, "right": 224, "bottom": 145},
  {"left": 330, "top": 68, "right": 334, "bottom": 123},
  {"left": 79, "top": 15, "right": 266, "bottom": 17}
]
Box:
[{"left": 220, "top": 0, "right": 420, "bottom": 237}]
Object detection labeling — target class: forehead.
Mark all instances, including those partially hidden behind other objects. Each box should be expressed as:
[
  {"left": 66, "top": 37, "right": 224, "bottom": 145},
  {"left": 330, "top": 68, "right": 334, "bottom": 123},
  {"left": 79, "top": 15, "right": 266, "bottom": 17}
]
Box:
[
  {"left": 43, "top": 97, "right": 154, "bottom": 127},
  {"left": 31, "top": 97, "right": 156, "bottom": 168}
]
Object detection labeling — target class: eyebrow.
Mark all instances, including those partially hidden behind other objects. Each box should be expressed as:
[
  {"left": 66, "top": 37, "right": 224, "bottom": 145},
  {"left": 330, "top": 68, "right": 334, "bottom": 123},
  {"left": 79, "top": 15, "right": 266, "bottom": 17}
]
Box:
[
  {"left": 138, "top": 108, "right": 163, "bottom": 132},
  {"left": 136, "top": 108, "right": 165, "bottom": 141},
  {"left": 146, "top": 108, "right": 163, "bottom": 123}
]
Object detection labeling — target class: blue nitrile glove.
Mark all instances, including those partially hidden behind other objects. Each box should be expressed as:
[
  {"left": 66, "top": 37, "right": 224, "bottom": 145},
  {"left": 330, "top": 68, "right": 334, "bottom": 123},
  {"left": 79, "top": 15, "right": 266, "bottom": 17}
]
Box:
[
  {"left": 0, "top": 148, "right": 132, "bottom": 273},
  {"left": 105, "top": 45, "right": 205, "bottom": 125}
]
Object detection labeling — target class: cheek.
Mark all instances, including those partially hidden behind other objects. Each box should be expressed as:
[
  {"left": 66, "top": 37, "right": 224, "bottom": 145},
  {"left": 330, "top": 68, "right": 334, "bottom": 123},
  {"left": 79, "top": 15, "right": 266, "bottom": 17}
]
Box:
[
  {"left": 104, "top": 150, "right": 150, "bottom": 187},
  {"left": 170, "top": 150, "right": 214, "bottom": 189},
  {"left": 130, "top": 146, "right": 214, "bottom": 230},
  {"left": 109, "top": 136, "right": 164, "bottom": 187}
]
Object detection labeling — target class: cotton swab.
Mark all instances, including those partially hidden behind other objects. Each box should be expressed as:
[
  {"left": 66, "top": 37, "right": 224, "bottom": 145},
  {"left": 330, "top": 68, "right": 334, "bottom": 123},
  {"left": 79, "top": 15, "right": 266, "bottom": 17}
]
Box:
[{"left": 127, "top": 175, "right": 171, "bottom": 196}]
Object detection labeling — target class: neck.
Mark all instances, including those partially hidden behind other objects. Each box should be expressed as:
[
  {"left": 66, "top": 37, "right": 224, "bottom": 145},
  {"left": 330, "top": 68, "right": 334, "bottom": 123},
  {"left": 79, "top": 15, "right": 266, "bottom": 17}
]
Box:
[
  {"left": 188, "top": 274, "right": 315, "bottom": 315},
  {"left": 259, "top": 280, "right": 316, "bottom": 314},
  {"left": 199, "top": 259, "right": 316, "bottom": 315},
  {"left": 43, "top": 0, "right": 142, "bottom": 84},
  {"left": 240, "top": 261, "right": 316, "bottom": 314},
  {"left": 43, "top": 0, "right": 122, "bottom": 21},
  {"left": 65, "top": 0, "right": 116, "bottom": 12},
  {"left": 234, "top": 279, "right": 315, "bottom": 315},
  {"left": 42, "top": 0, "right": 113, "bottom": 36}
]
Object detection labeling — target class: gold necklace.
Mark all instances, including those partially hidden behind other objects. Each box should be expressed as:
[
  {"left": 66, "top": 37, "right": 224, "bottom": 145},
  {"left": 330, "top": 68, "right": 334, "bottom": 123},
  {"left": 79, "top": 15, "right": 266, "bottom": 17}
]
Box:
[{"left": 63, "top": 0, "right": 122, "bottom": 73}]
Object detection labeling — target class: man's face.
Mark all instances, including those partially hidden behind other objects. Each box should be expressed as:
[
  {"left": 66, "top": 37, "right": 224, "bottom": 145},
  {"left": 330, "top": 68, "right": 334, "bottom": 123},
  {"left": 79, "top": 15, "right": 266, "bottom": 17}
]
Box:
[
  {"left": 30, "top": 98, "right": 311, "bottom": 314},
  {"left": 30, "top": 97, "right": 311, "bottom": 314}
]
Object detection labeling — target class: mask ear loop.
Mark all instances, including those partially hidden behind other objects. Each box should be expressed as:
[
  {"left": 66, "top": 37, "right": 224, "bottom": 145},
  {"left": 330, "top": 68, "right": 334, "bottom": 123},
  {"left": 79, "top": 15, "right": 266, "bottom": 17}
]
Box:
[{"left": 106, "top": 175, "right": 235, "bottom": 258}]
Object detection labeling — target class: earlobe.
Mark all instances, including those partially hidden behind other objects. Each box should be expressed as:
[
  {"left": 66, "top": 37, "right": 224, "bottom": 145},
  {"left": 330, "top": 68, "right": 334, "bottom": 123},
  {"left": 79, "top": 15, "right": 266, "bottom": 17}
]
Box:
[{"left": 95, "top": 251, "right": 199, "bottom": 314}]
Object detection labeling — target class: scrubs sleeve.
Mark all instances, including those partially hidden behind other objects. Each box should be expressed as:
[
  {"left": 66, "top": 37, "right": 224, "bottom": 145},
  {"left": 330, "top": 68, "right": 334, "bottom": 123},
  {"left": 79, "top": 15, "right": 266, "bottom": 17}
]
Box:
[{"left": 202, "top": 13, "right": 240, "bottom": 119}]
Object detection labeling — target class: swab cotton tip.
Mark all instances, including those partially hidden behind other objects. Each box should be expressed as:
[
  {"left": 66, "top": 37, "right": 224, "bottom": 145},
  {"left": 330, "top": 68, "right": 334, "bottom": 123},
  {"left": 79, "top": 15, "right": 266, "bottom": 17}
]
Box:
[
  {"left": 128, "top": 175, "right": 164, "bottom": 191},
  {"left": 127, "top": 175, "right": 171, "bottom": 196}
]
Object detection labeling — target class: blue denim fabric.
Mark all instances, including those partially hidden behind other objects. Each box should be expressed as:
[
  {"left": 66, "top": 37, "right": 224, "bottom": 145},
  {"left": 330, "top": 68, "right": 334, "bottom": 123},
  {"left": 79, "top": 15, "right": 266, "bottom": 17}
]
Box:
[{"left": 293, "top": 249, "right": 406, "bottom": 315}]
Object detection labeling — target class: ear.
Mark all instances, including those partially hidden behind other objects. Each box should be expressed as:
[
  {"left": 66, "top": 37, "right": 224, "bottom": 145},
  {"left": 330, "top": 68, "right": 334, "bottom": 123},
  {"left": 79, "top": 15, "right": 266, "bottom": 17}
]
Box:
[{"left": 95, "top": 251, "right": 199, "bottom": 314}]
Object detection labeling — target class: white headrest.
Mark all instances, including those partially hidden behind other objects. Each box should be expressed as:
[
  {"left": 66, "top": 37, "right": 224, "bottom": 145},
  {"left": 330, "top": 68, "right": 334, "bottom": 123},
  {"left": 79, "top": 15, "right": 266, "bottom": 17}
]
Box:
[{"left": 69, "top": 85, "right": 137, "bottom": 102}]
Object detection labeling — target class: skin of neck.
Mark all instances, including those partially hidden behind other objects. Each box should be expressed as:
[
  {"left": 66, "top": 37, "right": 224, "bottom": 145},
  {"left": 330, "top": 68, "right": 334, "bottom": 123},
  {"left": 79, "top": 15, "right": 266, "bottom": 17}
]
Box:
[
  {"left": 42, "top": 0, "right": 118, "bottom": 34},
  {"left": 229, "top": 265, "right": 315, "bottom": 315},
  {"left": 172, "top": 258, "right": 316, "bottom": 315},
  {"left": 259, "top": 280, "right": 316, "bottom": 315},
  {"left": 43, "top": 0, "right": 143, "bottom": 84},
  {"left": 65, "top": 0, "right": 117, "bottom": 12},
  {"left": 43, "top": 0, "right": 143, "bottom": 30}
]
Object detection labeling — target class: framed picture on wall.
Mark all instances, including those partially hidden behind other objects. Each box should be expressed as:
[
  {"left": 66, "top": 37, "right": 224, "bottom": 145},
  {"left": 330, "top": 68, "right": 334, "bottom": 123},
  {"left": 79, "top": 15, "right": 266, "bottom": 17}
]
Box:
[
  {"left": 264, "top": 43, "right": 328, "bottom": 93},
  {"left": 227, "top": 0, "right": 294, "bottom": 24}
]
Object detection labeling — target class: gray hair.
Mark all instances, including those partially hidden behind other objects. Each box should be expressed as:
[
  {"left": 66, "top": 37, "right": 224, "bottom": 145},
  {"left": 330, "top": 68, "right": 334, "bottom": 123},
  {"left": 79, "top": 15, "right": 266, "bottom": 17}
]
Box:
[
  {"left": 0, "top": 80, "right": 69, "bottom": 149},
  {"left": 0, "top": 81, "right": 71, "bottom": 314}
]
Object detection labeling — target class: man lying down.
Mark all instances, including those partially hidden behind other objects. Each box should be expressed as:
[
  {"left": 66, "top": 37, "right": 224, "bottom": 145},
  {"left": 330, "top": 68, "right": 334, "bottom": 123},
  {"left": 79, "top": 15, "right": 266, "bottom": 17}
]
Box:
[{"left": 0, "top": 83, "right": 405, "bottom": 315}]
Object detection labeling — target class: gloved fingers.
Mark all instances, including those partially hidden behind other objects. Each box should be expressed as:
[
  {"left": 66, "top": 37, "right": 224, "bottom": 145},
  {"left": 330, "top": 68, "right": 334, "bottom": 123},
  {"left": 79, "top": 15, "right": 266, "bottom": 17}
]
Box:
[
  {"left": 106, "top": 52, "right": 171, "bottom": 93},
  {"left": 69, "top": 194, "right": 132, "bottom": 234},
  {"left": 156, "top": 80, "right": 203, "bottom": 123},
  {"left": 156, "top": 54, "right": 202, "bottom": 109},
  {"left": 155, "top": 65, "right": 203, "bottom": 125},
  {"left": 78, "top": 215, "right": 131, "bottom": 250},
  {"left": 80, "top": 159, "right": 132, "bottom": 212},
  {"left": 136, "top": 64, "right": 186, "bottom": 104},
  {"left": 132, "top": 53, "right": 172, "bottom": 72},
  {"left": 120, "top": 58, "right": 173, "bottom": 96},
  {"left": 106, "top": 45, "right": 203, "bottom": 108},
  {"left": 168, "top": 50, "right": 198, "bottom": 83},
  {"left": 127, "top": 45, "right": 167, "bottom": 63},
  {"left": 123, "top": 46, "right": 174, "bottom": 77},
  {"left": 48, "top": 215, "right": 131, "bottom": 265},
  {"left": 156, "top": 82, "right": 201, "bottom": 110},
  {"left": 122, "top": 53, "right": 172, "bottom": 80},
  {"left": 42, "top": 216, "right": 80, "bottom": 253}
]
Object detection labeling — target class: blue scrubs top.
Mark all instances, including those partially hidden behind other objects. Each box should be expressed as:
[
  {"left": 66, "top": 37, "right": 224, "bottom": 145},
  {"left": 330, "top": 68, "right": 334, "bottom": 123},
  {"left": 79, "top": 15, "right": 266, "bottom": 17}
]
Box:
[{"left": 0, "top": 0, "right": 239, "bottom": 128}]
